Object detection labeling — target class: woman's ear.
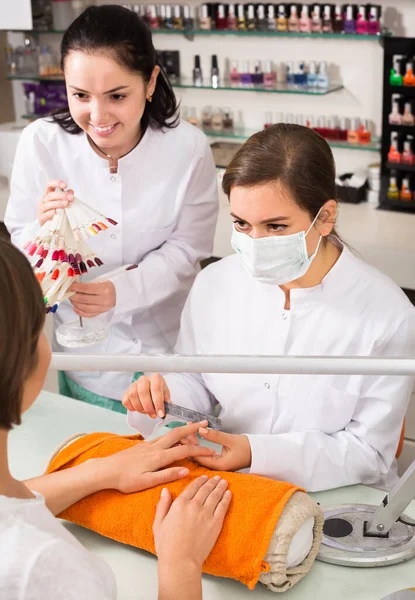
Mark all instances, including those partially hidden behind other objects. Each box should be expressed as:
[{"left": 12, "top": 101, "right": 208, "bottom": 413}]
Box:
[
  {"left": 316, "top": 200, "right": 337, "bottom": 237},
  {"left": 147, "top": 65, "right": 160, "bottom": 99}
]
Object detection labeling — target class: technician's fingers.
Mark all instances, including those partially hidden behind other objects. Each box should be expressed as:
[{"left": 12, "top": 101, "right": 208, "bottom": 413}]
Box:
[
  {"left": 136, "top": 377, "right": 157, "bottom": 417},
  {"left": 121, "top": 383, "right": 145, "bottom": 413},
  {"left": 156, "top": 421, "right": 208, "bottom": 449},
  {"left": 150, "top": 374, "right": 168, "bottom": 418}
]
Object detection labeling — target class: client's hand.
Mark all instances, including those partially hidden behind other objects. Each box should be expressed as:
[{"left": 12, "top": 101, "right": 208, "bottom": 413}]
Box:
[
  {"left": 153, "top": 475, "right": 232, "bottom": 569},
  {"left": 98, "top": 421, "right": 216, "bottom": 494}
]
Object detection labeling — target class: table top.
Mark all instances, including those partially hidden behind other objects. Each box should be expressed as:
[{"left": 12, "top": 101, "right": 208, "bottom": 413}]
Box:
[{"left": 8, "top": 391, "right": 415, "bottom": 600}]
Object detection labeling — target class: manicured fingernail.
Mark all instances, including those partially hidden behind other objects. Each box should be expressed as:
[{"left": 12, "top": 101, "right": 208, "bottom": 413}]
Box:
[
  {"left": 178, "top": 468, "right": 189, "bottom": 476},
  {"left": 199, "top": 419, "right": 208, "bottom": 425},
  {"left": 66, "top": 192, "right": 73, "bottom": 200},
  {"left": 199, "top": 427, "right": 209, "bottom": 435},
  {"left": 157, "top": 410, "right": 164, "bottom": 418},
  {"left": 200, "top": 475, "right": 208, "bottom": 480},
  {"left": 161, "top": 488, "right": 169, "bottom": 497},
  {"left": 213, "top": 475, "right": 221, "bottom": 480}
]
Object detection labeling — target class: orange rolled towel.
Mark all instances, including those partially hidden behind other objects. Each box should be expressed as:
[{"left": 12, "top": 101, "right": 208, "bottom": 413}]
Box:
[{"left": 46, "top": 432, "right": 322, "bottom": 591}]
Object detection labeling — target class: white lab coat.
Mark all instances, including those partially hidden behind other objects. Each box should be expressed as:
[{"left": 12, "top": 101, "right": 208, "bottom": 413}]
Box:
[
  {"left": 128, "top": 241, "right": 415, "bottom": 491},
  {"left": 5, "top": 118, "right": 218, "bottom": 399}
]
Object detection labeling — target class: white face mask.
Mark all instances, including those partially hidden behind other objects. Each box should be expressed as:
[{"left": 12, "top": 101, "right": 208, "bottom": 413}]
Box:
[{"left": 231, "top": 209, "right": 323, "bottom": 285}]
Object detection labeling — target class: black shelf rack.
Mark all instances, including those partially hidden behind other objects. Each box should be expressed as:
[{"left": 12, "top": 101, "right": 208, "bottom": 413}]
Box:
[{"left": 380, "top": 37, "right": 415, "bottom": 212}]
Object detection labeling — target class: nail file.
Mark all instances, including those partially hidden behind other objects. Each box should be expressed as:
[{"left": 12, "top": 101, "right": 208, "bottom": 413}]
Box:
[{"left": 164, "top": 403, "right": 222, "bottom": 430}]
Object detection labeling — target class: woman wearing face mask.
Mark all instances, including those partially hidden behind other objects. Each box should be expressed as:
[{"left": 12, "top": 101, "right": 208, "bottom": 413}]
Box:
[
  {"left": 123, "top": 124, "right": 415, "bottom": 492},
  {"left": 5, "top": 5, "right": 218, "bottom": 412}
]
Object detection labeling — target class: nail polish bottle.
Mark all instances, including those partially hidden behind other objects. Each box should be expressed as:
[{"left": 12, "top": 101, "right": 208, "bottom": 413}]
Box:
[
  {"left": 347, "top": 118, "right": 359, "bottom": 144},
  {"left": 286, "top": 61, "right": 295, "bottom": 85},
  {"left": 389, "top": 95, "right": 402, "bottom": 125},
  {"left": 252, "top": 61, "right": 264, "bottom": 85},
  {"left": 367, "top": 5, "right": 380, "bottom": 35},
  {"left": 343, "top": 5, "right": 355, "bottom": 34},
  {"left": 237, "top": 4, "right": 246, "bottom": 30},
  {"left": 172, "top": 5, "right": 183, "bottom": 29},
  {"left": 387, "top": 173, "right": 399, "bottom": 200},
  {"left": 338, "top": 117, "right": 348, "bottom": 140},
  {"left": 222, "top": 107, "right": 234, "bottom": 131},
  {"left": 311, "top": 4, "right": 322, "bottom": 33},
  {"left": 164, "top": 4, "right": 174, "bottom": 29},
  {"left": 403, "top": 61, "right": 415, "bottom": 87},
  {"left": 317, "top": 61, "right": 330, "bottom": 89},
  {"left": 229, "top": 60, "right": 240, "bottom": 84},
  {"left": 183, "top": 5, "right": 194, "bottom": 29},
  {"left": 305, "top": 114, "right": 314, "bottom": 128},
  {"left": 193, "top": 55, "right": 203, "bottom": 87},
  {"left": 187, "top": 107, "right": 199, "bottom": 127},
  {"left": 277, "top": 4, "right": 288, "bottom": 31},
  {"left": 240, "top": 60, "right": 252, "bottom": 85},
  {"left": 400, "top": 177, "right": 412, "bottom": 202},
  {"left": 333, "top": 4, "right": 343, "bottom": 33},
  {"left": 227, "top": 4, "right": 237, "bottom": 30},
  {"left": 212, "top": 107, "right": 223, "bottom": 132},
  {"left": 326, "top": 116, "right": 338, "bottom": 139},
  {"left": 307, "top": 60, "right": 318, "bottom": 87},
  {"left": 264, "top": 111, "right": 273, "bottom": 129},
  {"left": 322, "top": 5, "right": 333, "bottom": 32},
  {"left": 314, "top": 115, "right": 328, "bottom": 138},
  {"left": 264, "top": 60, "right": 276, "bottom": 88},
  {"left": 388, "top": 132, "right": 401, "bottom": 163},
  {"left": 148, "top": 5, "right": 159, "bottom": 29},
  {"left": 267, "top": 4, "right": 276, "bottom": 31},
  {"left": 246, "top": 4, "right": 256, "bottom": 30},
  {"left": 211, "top": 55, "right": 220, "bottom": 89},
  {"left": 294, "top": 61, "right": 307, "bottom": 86},
  {"left": 299, "top": 5, "right": 312, "bottom": 33},
  {"left": 401, "top": 136, "right": 414, "bottom": 165},
  {"left": 157, "top": 4, "right": 166, "bottom": 28},
  {"left": 199, "top": 4, "right": 211, "bottom": 30},
  {"left": 390, "top": 55, "right": 403, "bottom": 86},
  {"left": 355, "top": 5, "right": 368, "bottom": 35},
  {"left": 256, "top": 4, "right": 268, "bottom": 31},
  {"left": 288, "top": 4, "right": 299, "bottom": 32},
  {"left": 402, "top": 102, "right": 415, "bottom": 126},
  {"left": 216, "top": 4, "right": 227, "bottom": 30},
  {"left": 358, "top": 119, "right": 371, "bottom": 144},
  {"left": 201, "top": 106, "right": 212, "bottom": 130}
]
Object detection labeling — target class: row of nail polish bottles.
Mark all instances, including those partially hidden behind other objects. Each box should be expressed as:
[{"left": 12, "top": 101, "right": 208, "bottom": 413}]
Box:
[
  {"left": 263, "top": 112, "right": 372, "bottom": 144},
  {"left": 388, "top": 133, "right": 415, "bottom": 165},
  {"left": 387, "top": 172, "right": 414, "bottom": 202},
  {"left": 285, "top": 60, "right": 330, "bottom": 88},
  {"left": 388, "top": 96, "right": 415, "bottom": 126},
  {"left": 181, "top": 106, "right": 235, "bottom": 132},
  {"left": 390, "top": 56, "right": 415, "bottom": 87},
  {"left": 192, "top": 55, "right": 220, "bottom": 88}
]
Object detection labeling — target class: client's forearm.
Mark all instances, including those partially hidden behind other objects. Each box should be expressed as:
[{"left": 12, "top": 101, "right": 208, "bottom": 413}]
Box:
[
  {"left": 158, "top": 560, "right": 202, "bottom": 600},
  {"left": 25, "top": 458, "right": 104, "bottom": 515}
]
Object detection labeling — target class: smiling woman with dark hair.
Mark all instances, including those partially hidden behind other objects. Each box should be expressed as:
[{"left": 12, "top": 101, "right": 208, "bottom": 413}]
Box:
[{"left": 5, "top": 4, "right": 218, "bottom": 413}]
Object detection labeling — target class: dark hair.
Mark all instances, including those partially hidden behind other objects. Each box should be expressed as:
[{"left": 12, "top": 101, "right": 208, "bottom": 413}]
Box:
[
  {"left": 52, "top": 5, "right": 179, "bottom": 134},
  {"left": 222, "top": 124, "right": 340, "bottom": 238},
  {"left": 0, "top": 239, "right": 45, "bottom": 429}
]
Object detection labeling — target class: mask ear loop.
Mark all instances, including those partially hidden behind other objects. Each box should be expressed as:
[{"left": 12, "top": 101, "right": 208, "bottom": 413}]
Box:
[{"left": 305, "top": 207, "right": 324, "bottom": 260}]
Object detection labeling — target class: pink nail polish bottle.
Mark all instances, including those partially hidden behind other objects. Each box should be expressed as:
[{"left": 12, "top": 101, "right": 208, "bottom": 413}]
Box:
[
  {"left": 311, "top": 4, "right": 322, "bottom": 33},
  {"left": 227, "top": 3, "right": 238, "bottom": 30},
  {"left": 367, "top": 5, "right": 380, "bottom": 35},
  {"left": 299, "top": 4, "right": 311, "bottom": 33},
  {"left": 229, "top": 60, "right": 240, "bottom": 84},
  {"left": 264, "top": 60, "right": 276, "bottom": 88},
  {"left": 355, "top": 5, "right": 368, "bottom": 35},
  {"left": 389, "top": 95, "right": 402, "bottom": 125}
]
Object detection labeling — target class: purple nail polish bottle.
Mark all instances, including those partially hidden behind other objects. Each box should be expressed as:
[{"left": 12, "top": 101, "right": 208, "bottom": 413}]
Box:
[
  {"left": 343, "top": 5, "right": 355, "bottom": 34},
  {"left": 240, "top": 61, "right": 252, "bottom": 85}
]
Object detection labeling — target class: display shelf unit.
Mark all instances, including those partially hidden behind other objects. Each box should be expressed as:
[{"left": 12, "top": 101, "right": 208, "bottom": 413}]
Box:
[
  {"left": 9, "top": 75, "right": 343, "bottom": 96},
  {"left": 380, "top": 37, "right": 415, "bottom": 213},
  {"left": 19, "top": 113, "right": 380, "bottom": 152},
  {"left": 13, "top": 28, "right": 389, "bottom": 41}
]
